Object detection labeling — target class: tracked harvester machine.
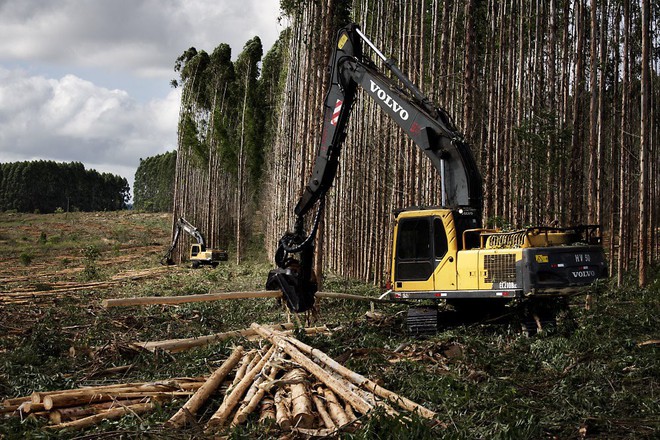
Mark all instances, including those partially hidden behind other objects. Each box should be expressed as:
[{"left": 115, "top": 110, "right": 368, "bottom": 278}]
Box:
[
  {"left": 162, "top": 217, "right": 228, "bottom": 268},
  {"left": 266, "top": 24, "right": 607, "bottom": 331}
]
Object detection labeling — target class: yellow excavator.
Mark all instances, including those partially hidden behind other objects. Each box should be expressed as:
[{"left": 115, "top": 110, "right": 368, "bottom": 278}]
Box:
[
  {"left": 267, "top": 24, "right": 607, "bottom": 331},
  {"left": 161, "top": 217, "right": 228, "bottom": 268}
]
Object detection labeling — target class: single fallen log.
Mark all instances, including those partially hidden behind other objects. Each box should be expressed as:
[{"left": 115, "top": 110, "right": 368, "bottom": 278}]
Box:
[
  {"left": 312, "top": 390, "right": 336, "bottom": 430},
  {"left": 166, "top": 346, "right": 245, "bottom": 428},
  {"left": 49, "top": 398, "right": 147, "bottom": 425},
  {"left": 46, "top": 402, "right": 155, "bottom": 430},
  {"left": 133, "top": 323, "right": 295, "bottom": 353},
  {"left": 103, "top": 290, "right": 280, "bottom": 308},
  {"left": 103, "top": 289, "right": 399, "bottom": 308},
  {"left": 43, "top": 391, "right": 191, "bottom": 411},
  {"left": 324, "top": 388, "right": 350, "bottom": 427},
  {"left": 207, "top": 346, "right": 275, "bottom": 429}
]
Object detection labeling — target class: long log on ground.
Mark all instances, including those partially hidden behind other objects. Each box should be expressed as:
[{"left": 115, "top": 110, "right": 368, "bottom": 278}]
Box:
[
  {"left": 166, "top": 346, "right": 244, "bottom": 428},
  {"left": 46, "top": 402, "right": 155, "bottom": 430},
  {"left": 278, "top": 329, "right": 437, "bottom": 420},
  {"left": 133, "top": 323, "right": 296, "bottom": 352},
  {"left": 103, "top": 291, "right": 280, "bottom": 308},
  {"left": 36, "top": 382, "right": 203, "bottom": 409},
  {"left": 43, "top": 391, "right": 190, "bottom": 411},
  {"left": 251, "top": 323, "right": 373, "bottom": 416},
  {"left": 31, "top": 378, "right": 205, "bottom": 403},
  {"left": 206, "top": 345, "right": 275, "bottom": 429},
  {"left": 103, "top": 290, "right": 399, "bottom": 308},
  {"left": 49, "top": 398, "right": 147, "bottom": 425}
]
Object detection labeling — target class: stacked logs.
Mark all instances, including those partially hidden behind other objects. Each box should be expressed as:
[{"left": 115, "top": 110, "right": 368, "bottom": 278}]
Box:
[
  {"left": 2, "top": 324, "right": 439, "bottom": 434},
  {"left": 0, "top": 377, "right": 205, "bottom": 430},
  {"left": 173, "top": 323, "right": 439, "bottom": 435}
]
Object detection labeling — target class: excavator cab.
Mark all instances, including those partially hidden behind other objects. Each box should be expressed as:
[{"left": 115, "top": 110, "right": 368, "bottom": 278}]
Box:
[{"left": 391, "top": 208, "right": 480, "bottom": 294}]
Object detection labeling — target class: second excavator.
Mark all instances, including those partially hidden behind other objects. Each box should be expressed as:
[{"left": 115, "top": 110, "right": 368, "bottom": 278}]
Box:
[{"left": 267, "top": 24, "right": 607, "bottom": 330}]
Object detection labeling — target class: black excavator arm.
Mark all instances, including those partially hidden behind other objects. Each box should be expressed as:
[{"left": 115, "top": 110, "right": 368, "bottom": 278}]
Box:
[{"left": 267, "top": 24, "right": 482, "bottom": 312}]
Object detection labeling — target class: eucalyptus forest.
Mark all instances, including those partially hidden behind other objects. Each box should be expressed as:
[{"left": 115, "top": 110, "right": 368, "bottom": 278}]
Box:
[
  {"left": 169, "top": 0, "right": 658, "bottom": 288},
  {"left": 1, "top": 1, "right": 659, "bottom": 438}
]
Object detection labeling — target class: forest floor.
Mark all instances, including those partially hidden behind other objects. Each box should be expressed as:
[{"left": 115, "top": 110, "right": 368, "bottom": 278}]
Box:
[{"left": 0, "top": 211, "right": 658, "bottom": 439}]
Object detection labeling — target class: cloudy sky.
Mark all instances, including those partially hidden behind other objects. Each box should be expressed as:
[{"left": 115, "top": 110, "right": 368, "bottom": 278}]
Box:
[{"left": 0, "top": 0, "right": 284, "bottom": 200}]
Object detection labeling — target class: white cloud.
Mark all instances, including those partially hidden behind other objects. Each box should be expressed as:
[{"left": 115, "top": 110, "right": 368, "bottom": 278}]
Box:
[
  {"left": 0, "top": 0, "right": 284, "bottom": 79},
  {"left": 0, "top": 67, "right": 180, "bottom": 194},
  {"left": 0, "top": 0, "right": 284, "bottom": 201}
]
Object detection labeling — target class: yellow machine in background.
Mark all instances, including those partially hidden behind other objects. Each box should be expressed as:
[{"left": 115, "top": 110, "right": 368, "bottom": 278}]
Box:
[{"left": 162, "top": 217, "right": 228, "bottom": 268}]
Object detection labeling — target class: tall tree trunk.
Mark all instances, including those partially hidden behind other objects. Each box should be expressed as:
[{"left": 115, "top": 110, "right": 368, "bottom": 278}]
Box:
[{"left": 638, "top": 0, "right": 650, "bottom": 286}]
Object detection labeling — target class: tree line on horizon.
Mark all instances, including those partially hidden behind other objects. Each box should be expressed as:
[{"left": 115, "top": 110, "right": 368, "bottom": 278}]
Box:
[
  {"left": 167, "top": 0, "right": 657, "bottom": 287},
  {"left": 0, "top": 160, "right": 129, "bottom": 213}
]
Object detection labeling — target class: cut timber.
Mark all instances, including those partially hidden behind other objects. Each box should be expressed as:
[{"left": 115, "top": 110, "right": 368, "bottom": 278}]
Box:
[
  {"left": 17, "top": 402, "right": 46, "bottom": 414},
  {"left": 258, "top": 398, "right": 276, "bottom": 423},
  {"left": 46, "top": 402, "right": 154, "bottom": 430},
  {"left": 43, "top": 391, "right": 188, "bottom": 411},
  {"left": 103, "top": 290, "right": 281, "bottom": 307},
  {"left": 274, "top": 387, "right": 291, "bottom": 430},
  {"left": 284, "top": 368, "right": 315, "bottom": 428},
  {"left": 278, "top": 328, "right": 437, "bottom": 420},
  {"left": 49, "top": 398, "right": 147, "bottom": 425},
  {"left": 233, "top": 351, "right": 283, "bottom": 425},
  {"left": 312, "top": 391, "right": 336, "bottom": 429},
  {"left": 133, "top": 323, "right": 295, "bottom": 353},
  {"left": 344, "top": 402, "right": 358, "bottom": 421},
  {"left": 206, "top": 345, "right": 275, "bottom": 429},
  {"left": 31, "top": 379, "right": 203, "bottom": 403},
  {"left": 324, "top": 389, "right": 350, "bottom": 426},
  {"left": 251, "top": 323, "right": 373, "bottom": 415},
  {"left": 230, "top": 351, "right": 256, "bottom": 393},
  {"left": 166, "top": 346, "right": 244, "bottom": 428},
  {"left": 316, "top": 291, "right": 405, "bottom": 304},
  {"left": 103, "top": 289, "right": 398, "bottom": 308}
]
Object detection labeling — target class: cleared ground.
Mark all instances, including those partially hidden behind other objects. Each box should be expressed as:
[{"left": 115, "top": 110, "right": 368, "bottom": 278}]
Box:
[{"left": 0, "top": 211, "right": 657, "bottom": 438}]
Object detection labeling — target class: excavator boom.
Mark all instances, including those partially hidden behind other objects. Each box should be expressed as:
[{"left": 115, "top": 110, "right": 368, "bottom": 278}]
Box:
[{"left": 267, "top": 24, "right": 482, "bottom": 312}]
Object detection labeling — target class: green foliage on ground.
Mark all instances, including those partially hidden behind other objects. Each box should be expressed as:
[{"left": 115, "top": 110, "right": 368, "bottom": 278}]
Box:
[{"left": 0, "top": 213, "right": 657, "bottom": 439}]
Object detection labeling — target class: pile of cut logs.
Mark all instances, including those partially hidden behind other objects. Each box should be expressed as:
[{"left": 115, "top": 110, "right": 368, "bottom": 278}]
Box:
[
  {"left": 0, "top": 377, "right": 204, "bottom": 430},
  {"left": 1, "top": 324, "right": 438, "bottom": 435}
]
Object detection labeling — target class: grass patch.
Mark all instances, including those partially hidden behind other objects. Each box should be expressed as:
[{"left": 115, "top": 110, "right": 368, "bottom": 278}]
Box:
[{"left": 0, "top": 212, "right": 657, "bottom": 439}]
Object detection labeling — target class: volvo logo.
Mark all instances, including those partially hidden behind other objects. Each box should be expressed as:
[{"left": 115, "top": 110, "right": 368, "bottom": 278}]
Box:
[
  {"left": 572, "top": 270, "right": 596, "bottom": 278},
  {"left": 369, "top": 80, "right": 409, "bottom": 121}
]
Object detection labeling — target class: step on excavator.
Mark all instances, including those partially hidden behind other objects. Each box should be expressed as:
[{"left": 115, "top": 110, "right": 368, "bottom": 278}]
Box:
[
  {"left": 266, "top": 24, "right": 607, "bottom": 332},
  {"left": 162, "top": 217, "right": 228, "bottom": 268}
]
